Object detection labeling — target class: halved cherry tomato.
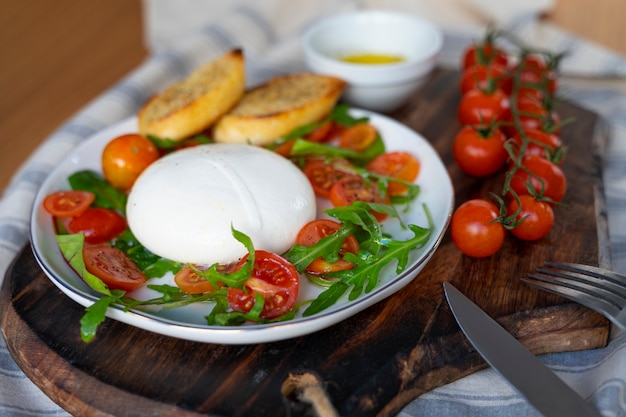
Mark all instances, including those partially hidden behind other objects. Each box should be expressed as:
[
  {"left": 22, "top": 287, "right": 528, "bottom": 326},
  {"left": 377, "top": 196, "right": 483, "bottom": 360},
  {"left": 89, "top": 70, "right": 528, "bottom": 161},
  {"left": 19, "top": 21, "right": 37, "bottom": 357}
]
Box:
[
  {"left": 83, "top": 243, "right": 147, "bottom": 291},
  {"left": 296, "top": 219, "right": 360, "bottom": 276},
  {"left": 273, "top": 140, "right": 295, "bottom": 157},
  {"left": 339, "top": 123, "right": 378, "bottom": 151},
  {"left": 102, "top": 134, "right": 160, "bottom": 191},
  {"left": 68, "top": 208, "right": 126, "bottom": 244},
  {"left": 452, "top": 125, "right": 508, "bottom": 177},
  {"left": 451, "top": 199, "right": 505, "bottom": 258},
  {"left": 305, "top": 120, "right": 336, "bottom": 143},
  {"left": 43, "top": 190, "right": 95, "bottom": 218},
  {"left": 366, "top": 151, "right": 420, "bottom": 195},
  {"left": 458, "top": 88, "right": 509, "bottom": 126},
  {"left": 227, "top": 250, "right": 299, "bottom": 319},
  {"left": 509, "top": 155, "right": 567, "bottom": 203},
  {"left": 507, "top": 194, "right": 554, "bottom": 241},
  {"left": 175, "top": 265, "right": 219, "bottom": 294},
  {"left": 329, "top": 176, "right": 390, "bottom": 222},
  {"left": 302, "top": 158, "right": 357, "bottom": 198}
]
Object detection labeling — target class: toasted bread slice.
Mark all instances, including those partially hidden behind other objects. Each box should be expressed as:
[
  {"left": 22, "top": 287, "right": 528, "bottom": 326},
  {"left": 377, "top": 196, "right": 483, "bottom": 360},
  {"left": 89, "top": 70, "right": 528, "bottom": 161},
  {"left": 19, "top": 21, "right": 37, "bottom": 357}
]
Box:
[
  {"left": 212, "top": 73, "right": 346, "bottom": 146},
  {"left": 138, "top": 49, "right": 245, "bottom": 141}
]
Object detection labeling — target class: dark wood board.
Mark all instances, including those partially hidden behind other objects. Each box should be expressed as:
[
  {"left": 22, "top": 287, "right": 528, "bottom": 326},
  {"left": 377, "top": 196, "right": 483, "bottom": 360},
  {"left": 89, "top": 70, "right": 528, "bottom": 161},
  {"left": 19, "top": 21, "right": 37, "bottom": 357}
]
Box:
[{"left": 0, "top": 69, "right": 612, "bottom": 417}]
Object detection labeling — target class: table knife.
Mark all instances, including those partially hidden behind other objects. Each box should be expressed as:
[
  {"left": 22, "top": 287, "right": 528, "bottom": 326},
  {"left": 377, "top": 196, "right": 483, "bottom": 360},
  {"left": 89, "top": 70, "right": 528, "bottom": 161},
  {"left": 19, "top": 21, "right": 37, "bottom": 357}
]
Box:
[{"left": 443, "top": 282, "right": 602, "bottom": 417}]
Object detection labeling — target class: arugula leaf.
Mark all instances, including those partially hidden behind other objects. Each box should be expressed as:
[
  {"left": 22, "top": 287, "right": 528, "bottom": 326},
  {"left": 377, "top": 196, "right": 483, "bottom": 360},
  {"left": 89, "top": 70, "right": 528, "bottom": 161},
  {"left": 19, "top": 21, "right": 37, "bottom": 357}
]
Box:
[
  {"left": 68, "top": 170, "right": 127, "bottom": 214},
  {"left": 80, "top": 290, "right": 124, "bottom": 343},
  {"left": 56, "top": 233, "right": 111, "bottom": 295},
  {"left": 329, "top": 104, "right": 369, "bottom": 127},
  {"left": 289, "top": 136, "right": 385, "bottom": 164},
  {"left": 112, "top": 229, "right": 182, "bottom": 277},
  {"left": 147, "top": 133, "right": 211, "bottom": 149},
  {"left": 303, "top": 222, "right": 432, "bottom": 316}
]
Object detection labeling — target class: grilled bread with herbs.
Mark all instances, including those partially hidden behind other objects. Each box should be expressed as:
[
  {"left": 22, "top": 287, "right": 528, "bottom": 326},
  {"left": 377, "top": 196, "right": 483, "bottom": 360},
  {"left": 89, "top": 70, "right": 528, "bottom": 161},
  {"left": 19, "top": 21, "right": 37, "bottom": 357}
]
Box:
[
  {"left": 138, "top": 49, "right": 245, "bottom": 142},
  {"left": 213, "top": 73, "right": 346, "bottom": 146}
]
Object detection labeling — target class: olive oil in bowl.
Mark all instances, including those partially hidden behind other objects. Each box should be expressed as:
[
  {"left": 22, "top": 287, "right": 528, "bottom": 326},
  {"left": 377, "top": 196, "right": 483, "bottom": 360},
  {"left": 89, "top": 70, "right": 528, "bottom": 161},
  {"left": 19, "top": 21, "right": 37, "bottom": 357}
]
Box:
[{"left": 340, "top": 53, "right": 405, "bottom": 65}]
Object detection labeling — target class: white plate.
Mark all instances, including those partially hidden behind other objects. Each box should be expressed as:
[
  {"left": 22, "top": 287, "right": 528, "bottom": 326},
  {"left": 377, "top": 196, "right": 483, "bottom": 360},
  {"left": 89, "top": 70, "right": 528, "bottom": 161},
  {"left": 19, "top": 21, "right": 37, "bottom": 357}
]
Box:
[{"left": 30, "top": 109, "right": 454, "bottom": 345}]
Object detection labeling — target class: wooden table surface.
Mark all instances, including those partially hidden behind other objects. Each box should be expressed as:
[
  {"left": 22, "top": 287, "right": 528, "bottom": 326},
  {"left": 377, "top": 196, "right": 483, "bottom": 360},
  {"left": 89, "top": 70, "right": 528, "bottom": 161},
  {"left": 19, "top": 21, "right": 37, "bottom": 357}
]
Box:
[{"left": 1, "top": 0, "right": 625, "bottom": 192}]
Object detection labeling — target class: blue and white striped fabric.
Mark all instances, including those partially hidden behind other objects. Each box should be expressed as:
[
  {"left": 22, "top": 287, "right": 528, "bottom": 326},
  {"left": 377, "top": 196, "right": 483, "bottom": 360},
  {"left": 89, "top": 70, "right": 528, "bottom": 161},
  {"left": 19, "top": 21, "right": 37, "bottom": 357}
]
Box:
[{"left": 1, "top": 1, "right": 625, "bottom": 416}]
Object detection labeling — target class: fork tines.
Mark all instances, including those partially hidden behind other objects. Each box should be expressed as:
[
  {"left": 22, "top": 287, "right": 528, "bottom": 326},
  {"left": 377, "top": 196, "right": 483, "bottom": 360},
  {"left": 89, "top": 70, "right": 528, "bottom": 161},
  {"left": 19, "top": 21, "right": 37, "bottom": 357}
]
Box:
[{"left": 523, "top": 261, "right": 626, "bottom": 331}]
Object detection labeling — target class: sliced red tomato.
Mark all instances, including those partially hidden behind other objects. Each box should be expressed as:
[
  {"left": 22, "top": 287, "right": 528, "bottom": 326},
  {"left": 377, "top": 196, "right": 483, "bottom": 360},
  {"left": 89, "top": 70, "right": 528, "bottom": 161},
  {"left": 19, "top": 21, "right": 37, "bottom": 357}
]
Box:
[
  {"left": 507, "top": 194, "right": 554, "bottom": 241},
  {"left": 366, "top": 151, "right": 420, "bottom": 195},
  {"left": 302, "top": 158, "right": 357, "bottom": 198},
  {"left": 43, "top": 190, "right": 95, "bottom": 218},
  {"left": 305, "top": 120, "right": 336, "bottom": 143},
  {"left": 68, "top": 208, "right": 126, "bottom": 244},
  {"left": 227, "top": 250, "right": 299, "bottom": 319},
  {"left": 339, "top": 123, "right": 378, "bottom": 151},
  {"left": 509, "top": 155, "right": 567, "bottom": 203},
  {"left": 329, "top": 176, "right": 390, "bottom": 222},
  {"left": 452, "top": 125, "right": 508, "bottom": 177},
  {"left": 296, "top": 219, "right": 360, "bottom": 276},
  {"left": 174, "top": 265, "right": 222, "bottom": 294},
  {"left": 83, "top": 243, "right": 147, "bottom": 291}
]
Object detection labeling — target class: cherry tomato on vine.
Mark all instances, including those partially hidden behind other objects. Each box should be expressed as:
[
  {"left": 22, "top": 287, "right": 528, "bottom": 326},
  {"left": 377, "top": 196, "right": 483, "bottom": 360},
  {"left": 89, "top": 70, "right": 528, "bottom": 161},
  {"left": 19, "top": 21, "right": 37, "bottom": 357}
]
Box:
[
  {"left": 102, "top": 134, "right": 160, "bottom": 191},
  {"left": 83, "top": 244, "right": 147, "bottom": 291},
  {"left": 504, "top": 95, "right": 560, "bottom": 136},
  {"left": 329, "top": 176, "right": 390, "bottom": 222},
  {"left": 462, "top": 43, "right": 508, "bottom": 70},
  {"left": 460, "top": 64, "right": 508, "bottom": 95},
  {"left": 68, "top": 207, "right": 126, "bottom": 244},
  {"left": 507, "top": 194, "right": 555, "bottom": 241},
  {"left": 302, "top": 158, "right": 357, "bottom": 198},
  {"left": 458, "top": 88, "right": 509, "bottom": 126},
  {"left": 43, "top": 190, "right": 95, "bottom": 218},
  {"left": 451, "top": 199, "right": 505, "bottom": 258},
  {"left": 296, "top": 219, "right": 360, "bottom": 276},
  {"left": 452, "top": 125, "right": 508, "bottom": 177},
  {"left": 227, "top": 250, "right": 299, "bottom": 319},
  {"left": 512, "top": 128, "right": 564, "bottom": 163},
  {"left": 339, "top": 123, "right": 378, "bottom": 151},
  {"left": 509, "top": 155, "right": 567, "bottom": 203},
  {"left": 366, "top": 151, "right": 420, "bottom": 195}
]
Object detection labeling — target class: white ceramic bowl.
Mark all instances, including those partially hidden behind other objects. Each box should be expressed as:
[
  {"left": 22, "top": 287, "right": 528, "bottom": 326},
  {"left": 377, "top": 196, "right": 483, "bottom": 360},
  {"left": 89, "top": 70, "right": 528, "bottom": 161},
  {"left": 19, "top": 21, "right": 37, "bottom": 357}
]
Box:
[{"left": 303, "top": 10, "right": 443, "bottom": 112}]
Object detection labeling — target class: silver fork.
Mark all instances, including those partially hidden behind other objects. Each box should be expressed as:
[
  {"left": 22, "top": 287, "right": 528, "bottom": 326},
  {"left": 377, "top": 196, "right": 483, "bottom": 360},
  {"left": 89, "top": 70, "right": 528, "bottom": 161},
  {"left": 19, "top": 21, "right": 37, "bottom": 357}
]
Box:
[{"left": 523, "top": 261, "right": 626, "bottom": 331}]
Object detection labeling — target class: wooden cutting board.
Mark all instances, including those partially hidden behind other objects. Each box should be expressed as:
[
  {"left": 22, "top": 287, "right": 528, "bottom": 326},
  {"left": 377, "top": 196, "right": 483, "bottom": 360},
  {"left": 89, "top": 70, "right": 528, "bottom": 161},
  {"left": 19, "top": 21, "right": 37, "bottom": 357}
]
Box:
[{"left": 0, "top": 69, "right": 611, "bottom": 417}]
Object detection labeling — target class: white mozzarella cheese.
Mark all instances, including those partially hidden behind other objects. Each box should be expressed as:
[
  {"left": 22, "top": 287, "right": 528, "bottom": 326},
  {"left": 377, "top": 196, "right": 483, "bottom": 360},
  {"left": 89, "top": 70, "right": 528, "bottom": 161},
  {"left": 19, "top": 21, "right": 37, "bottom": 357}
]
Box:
[{"left": 126, "top": 144, "right": 316, "bottom": 265}]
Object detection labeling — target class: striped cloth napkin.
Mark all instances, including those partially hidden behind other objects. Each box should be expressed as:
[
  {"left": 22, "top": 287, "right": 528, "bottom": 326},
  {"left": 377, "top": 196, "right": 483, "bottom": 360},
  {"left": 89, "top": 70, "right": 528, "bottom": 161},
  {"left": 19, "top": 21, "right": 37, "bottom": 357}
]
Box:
[{"left": 1, "top": 0, "right": 624, "bottom": 415}]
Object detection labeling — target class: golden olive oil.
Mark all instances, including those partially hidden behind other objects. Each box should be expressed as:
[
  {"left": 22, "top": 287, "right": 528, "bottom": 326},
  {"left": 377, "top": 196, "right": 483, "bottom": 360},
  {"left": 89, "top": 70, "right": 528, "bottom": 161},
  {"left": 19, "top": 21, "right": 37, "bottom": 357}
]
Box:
[{"left": 340, "top": 53, "right": 405, "bottom": 64}]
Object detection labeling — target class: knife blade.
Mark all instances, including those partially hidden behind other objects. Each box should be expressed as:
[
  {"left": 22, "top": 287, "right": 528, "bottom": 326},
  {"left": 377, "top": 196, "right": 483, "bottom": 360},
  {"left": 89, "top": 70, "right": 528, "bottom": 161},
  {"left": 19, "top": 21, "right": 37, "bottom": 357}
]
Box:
[{"left": 443, "top": 282, "right": 602, "bottom": 417}]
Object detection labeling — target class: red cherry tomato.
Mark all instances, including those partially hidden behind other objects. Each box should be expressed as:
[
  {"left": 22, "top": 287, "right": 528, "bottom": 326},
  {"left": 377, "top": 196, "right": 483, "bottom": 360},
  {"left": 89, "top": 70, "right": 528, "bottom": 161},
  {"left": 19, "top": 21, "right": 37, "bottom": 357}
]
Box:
[
  {"left": 512, "top": 128, "right": 564, "bottom": 163},
  {"left": 509, "top": 155, "right": 567, "bottom": 203},
  {"left": 452, "top": 125, "right": 508, "bottom": 177},
  {"left": 504, "top": 96, "right": 560, "bottom": 136},
  {"left": 462, "top": 43, "right": 508, "bottom": 70},
  {"left": 273, "top": 139, "right": 295, "bottom": 157},
  {"left": 451, "top": 199, "right": 505, "bottom": 258},
  {"left": 507, "top": 195, "right": 555, "bottom": 241},
  {"left": 458, "top": 88, "right": 509, "bottom": 126},
  {"left": 43, "top": 190, "right": 95, "bottom": 218},
  {"left": 227, "top": 250, "right": 299, "bottom": 319},
  {"left": 329, "top": 176, "right": 390, "bottom": 222},
  {"left": 339, "top": 123, "right": 378, "bottom": 151},
  {"left": 460, "top": 64, "right": 508, "bottom": 95},
  {"left": 296, "top": 219, "right": 360, "bottom": 276},
  {"left": 305, "top": 120, "right": 336, "bottom": 143},
  {"left": 83, "top": 244, "right": 147, "bottom": 291},
  {"left": 302, "top": 158, "right": 357, "bottom": 198},
  {"left": 102, "top": 133, "right": 160, "bottom": 191},
  {"left": 366, "top": 151, "right": 420, "bottom": 196},
  {"left": 68, "top": 208, "right": 127, "bottom": 244}
]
